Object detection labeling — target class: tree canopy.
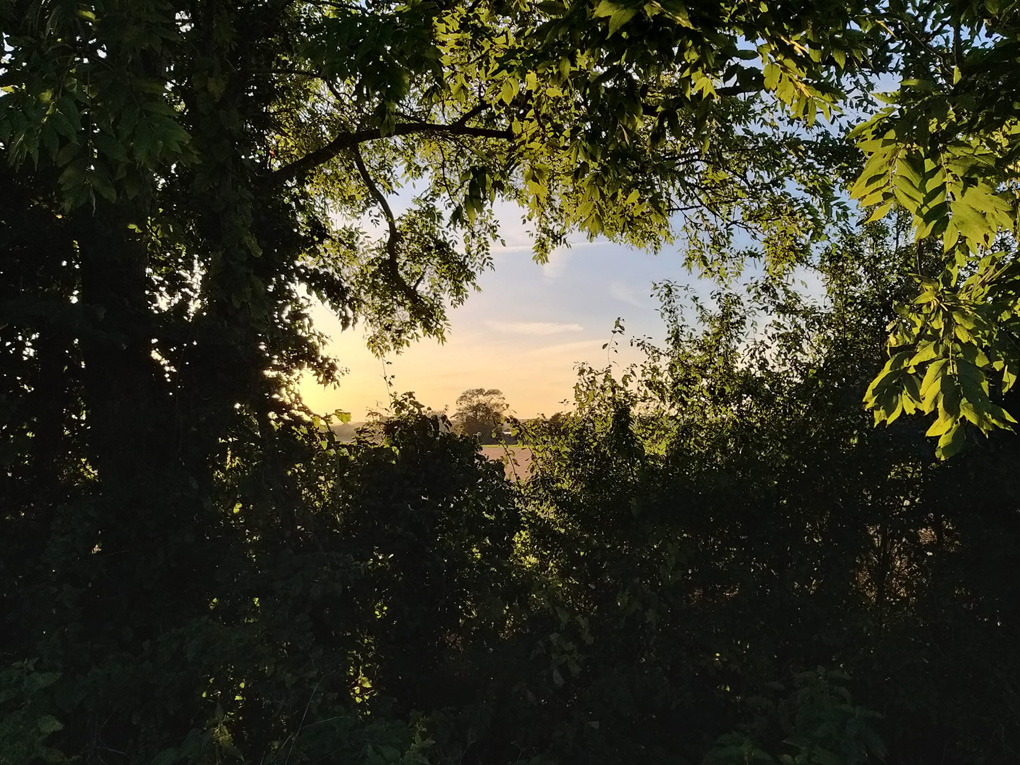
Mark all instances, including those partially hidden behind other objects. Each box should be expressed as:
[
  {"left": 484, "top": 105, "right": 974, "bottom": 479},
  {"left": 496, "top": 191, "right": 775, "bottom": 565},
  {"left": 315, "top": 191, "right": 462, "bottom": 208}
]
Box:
[{"left": 5, "top": 0, "right": 1020, "bottom": 455}]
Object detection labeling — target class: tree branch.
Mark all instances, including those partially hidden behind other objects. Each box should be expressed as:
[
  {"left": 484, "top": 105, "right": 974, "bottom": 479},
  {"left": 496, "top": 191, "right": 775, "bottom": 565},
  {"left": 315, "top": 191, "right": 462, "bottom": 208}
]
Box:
[
  {"left": 351, "top": 144, "right": 427, "bottom": 311},
  {"left": 352, "top": 144, "right": 399, "bottom": 262},
  {"left": 273, "top": 121, "right": 513, "bottom": 184},
  {"left": 453, "top": 102, "right": 489, "bottom": 126}
]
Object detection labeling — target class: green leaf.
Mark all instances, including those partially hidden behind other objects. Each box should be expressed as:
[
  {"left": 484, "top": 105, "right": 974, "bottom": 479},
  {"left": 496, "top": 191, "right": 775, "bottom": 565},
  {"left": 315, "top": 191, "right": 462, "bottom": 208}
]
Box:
[
  {"left": 936, "top": 423, "right": 966, "bottom": 459},
  {"left": 37, "top": 715, "right": 63, "bottom": 734},
  {"left": 926, "top": 410, "right": 955, "bottom": 436},
  {"left": 94, "top": 130, "right": 130, "bottom": 163},
  {"left": 608, "top": 7, "right": 637, "bottom": 33},
  {"left": 39, "top": 121, "right": 59, "bottom": 159},
  {"left": 88, "top": 165, "right": 118, "bottom": 203},
  {"left": 920, "top": 358, "right": 949, "bottom": 407},
  {"left": 54, "top": 141, "right": 78, "bottom": 167},
  {"left": 57, "top": 158, "right": 86, "bottom": 190},
  {"left": 909, "top": 342, "right": 938, "bottom": 367},
  {"left": 864, "top": 202, "right": 891, "bottom": 223}
]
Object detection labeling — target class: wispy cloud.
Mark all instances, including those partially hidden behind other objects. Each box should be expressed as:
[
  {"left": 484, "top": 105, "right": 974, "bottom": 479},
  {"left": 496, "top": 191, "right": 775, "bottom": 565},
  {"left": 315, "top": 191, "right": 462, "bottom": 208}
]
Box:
[
  {"left": 526, "top": 339, "right": 603, "bottom": 358},
  {"left": 484, "top": 320, "right": 584, "bottom": 336},
  {"left": 541, "top": 247, "right": 574, "bottom": 279},
  {"left": 609, "top": 280, "right": 648, "bottom": 308}
]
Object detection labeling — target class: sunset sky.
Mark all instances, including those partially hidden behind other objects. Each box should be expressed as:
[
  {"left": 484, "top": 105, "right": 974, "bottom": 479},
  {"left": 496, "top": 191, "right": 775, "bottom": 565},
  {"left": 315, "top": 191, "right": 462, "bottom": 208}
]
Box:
[{"left": 299, "top": 205, "right": 820, "bottom": 420}]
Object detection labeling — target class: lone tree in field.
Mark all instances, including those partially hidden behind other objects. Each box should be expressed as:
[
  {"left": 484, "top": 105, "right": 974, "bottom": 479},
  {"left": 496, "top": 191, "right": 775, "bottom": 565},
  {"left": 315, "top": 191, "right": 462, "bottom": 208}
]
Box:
[{"left": 452, "top": 388, "right": 508, "bottom": 442}]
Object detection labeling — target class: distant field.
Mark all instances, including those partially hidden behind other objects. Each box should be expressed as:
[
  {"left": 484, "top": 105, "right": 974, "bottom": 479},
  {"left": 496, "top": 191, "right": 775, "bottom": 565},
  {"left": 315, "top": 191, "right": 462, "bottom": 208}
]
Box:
[{"left": 479, "top": 446, "right": 534, "bottom": 479}]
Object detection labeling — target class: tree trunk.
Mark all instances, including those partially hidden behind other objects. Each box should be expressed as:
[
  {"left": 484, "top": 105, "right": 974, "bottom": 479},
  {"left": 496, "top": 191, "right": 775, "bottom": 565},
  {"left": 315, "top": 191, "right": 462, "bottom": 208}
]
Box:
[{"left": 77, "top": 203, "right": 163, "bottom": 492}]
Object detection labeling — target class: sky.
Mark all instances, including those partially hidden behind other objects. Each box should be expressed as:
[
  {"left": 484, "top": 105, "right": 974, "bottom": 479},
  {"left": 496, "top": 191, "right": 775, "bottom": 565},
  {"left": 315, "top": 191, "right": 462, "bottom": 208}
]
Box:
[{"left": 299, "top": 203, "right": 821, "bottom": 421}]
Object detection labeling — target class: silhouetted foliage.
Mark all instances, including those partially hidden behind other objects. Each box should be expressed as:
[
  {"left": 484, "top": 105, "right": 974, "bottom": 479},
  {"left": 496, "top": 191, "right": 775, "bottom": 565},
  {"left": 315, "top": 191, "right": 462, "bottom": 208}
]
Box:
[
  {"left": 8, "top": 218, "right": 1020, "bottom": 764},
  {"left": 4, "top": 0, "right": 1020, "bottom": 762},
  {"left": 513, "top": 227, "right": 1020, "bottom": 764}
]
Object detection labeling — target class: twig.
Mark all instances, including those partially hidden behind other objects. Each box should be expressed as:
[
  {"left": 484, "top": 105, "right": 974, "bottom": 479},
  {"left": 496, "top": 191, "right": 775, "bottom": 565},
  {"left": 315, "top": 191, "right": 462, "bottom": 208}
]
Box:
[{"left": 284, "top": 679, "right": 321, "bottom": 765}]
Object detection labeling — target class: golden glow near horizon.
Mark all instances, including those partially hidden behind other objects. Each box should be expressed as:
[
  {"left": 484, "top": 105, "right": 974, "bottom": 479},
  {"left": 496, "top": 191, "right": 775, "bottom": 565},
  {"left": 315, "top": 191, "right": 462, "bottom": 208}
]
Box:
[
  {"left": 297, "top": 238, "right": 665, "bottom": 419},
  {"left": 297, "top": 204, "right": 821, "bottom": 421},
  {"left": 300, "top": 206, "right": 669, "bottom": 420},
  {"left": 299, "top": 300, "right": 638, "bottom": 420}
]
